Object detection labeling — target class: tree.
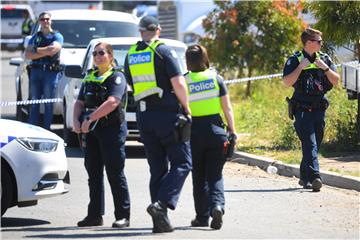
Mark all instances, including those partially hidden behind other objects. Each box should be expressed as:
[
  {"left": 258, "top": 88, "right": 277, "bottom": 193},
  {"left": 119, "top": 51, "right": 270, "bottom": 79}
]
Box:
[
  {"left": 305, "top": 1, "right": 360, "bottom": 60},
  {"left": 201, "top": 1, "right": 306, "bottom": 97}
]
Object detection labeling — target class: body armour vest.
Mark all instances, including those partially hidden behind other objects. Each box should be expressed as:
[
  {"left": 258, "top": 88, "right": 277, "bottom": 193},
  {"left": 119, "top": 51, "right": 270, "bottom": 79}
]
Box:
[
  {"left": 128, "top": 40, "right": 164, "bottom": 101},
  {"left": 185, "top": 69, "right": 221, "bottom": 117},
  {"left": 293, "top": 51, "right": 332, "bottom": 98},
  {"left": 32, "top": 31, "right": 60, "bottom": 64}
]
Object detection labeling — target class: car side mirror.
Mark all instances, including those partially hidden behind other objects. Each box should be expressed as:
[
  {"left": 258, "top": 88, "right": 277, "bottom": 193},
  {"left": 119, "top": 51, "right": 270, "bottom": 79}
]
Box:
[
  {"left": 64, "top": 65, "right": 85, "bottom": 78},
  {"left": 9, "top": 57, "right": 23, "bottom": 66}
]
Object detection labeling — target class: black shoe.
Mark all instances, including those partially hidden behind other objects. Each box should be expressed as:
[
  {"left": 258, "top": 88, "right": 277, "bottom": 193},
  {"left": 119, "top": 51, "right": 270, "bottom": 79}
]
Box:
[
  {"left": 312, "top": 178, "right": 322, "bottom": 192},
  {"left": 77, "top": 216, "right": 103, "bottom": 227},
  {"left": 191, "top": 218, "right": 209, "bottom": 227},
  {"left": 210, "top": 206, "right": 223, "bottom": 230},
  {"left": 147, "top": 202, "right": 174, "bottom": 233},
  {"left": 298, "top": 179, "right": 304, "bottom": 186},
  {"left": 303, "top": 182, "right": 312, "bottom": 189},
  {"left": 112, "top": 218, "right": 130, "bottom": 228}
]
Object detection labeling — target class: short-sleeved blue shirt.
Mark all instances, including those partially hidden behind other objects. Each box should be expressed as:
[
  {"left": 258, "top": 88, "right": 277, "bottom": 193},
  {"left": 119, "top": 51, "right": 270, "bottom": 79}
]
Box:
[{"left": 28, "top": 31, "right": 64, "bottom": 65}]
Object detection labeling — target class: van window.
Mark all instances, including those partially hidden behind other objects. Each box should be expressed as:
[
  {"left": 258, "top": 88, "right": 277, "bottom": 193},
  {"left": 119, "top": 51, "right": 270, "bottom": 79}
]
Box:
[
  {"left": 1, "top": 9, "right": 25, "bottom": 19},
  {"left": 48, "top": 20, "right": 139, "bottom": 48}
]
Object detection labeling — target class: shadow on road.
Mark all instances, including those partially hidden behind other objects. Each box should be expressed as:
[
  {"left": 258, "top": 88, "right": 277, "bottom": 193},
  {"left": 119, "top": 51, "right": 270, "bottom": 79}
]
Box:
[{"left": 1, "top": 217, "right": 50, "bottom": 227}]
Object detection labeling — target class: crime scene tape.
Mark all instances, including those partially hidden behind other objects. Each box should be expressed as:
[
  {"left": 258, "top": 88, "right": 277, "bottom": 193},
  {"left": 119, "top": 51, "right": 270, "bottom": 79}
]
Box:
[
  {"left": 223, "top": 60, "right": 358, "bottom": 85},
  {"left": 0, "top": 98, "right": 62, "bottom": 107}
]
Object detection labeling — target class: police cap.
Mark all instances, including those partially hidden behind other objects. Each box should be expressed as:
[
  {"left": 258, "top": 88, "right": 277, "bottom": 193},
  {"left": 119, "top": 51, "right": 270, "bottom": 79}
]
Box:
[{"left": 138, "top": 16, "right": 161, "bottom": 31}]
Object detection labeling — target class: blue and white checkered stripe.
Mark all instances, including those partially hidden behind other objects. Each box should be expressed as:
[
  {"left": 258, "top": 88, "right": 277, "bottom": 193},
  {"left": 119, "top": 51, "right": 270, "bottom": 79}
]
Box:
[
  {"left": 0, "top": 136, "right": 16, "bottom": 149},
  {"left": 0, "top": 98, "right": 62, "bottom": 107}
]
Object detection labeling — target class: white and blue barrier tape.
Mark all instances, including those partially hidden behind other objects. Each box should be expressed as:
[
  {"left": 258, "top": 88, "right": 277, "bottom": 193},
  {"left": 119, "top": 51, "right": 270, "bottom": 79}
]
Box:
[
  {"left": 0, "top": 98, "right": 62, "bottom": 107},
  {"left": 224, "top": 60, "right": 358, "bottom": 85}
]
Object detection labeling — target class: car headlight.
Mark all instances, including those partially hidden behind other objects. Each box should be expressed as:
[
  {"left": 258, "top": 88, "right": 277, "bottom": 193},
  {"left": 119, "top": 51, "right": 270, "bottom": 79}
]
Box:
[{"left": 17, "top": 137, "right": 58, "bottom": 152}]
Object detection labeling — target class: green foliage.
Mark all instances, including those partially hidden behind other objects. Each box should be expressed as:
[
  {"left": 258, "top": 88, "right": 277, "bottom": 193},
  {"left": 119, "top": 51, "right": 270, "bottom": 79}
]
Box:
[{"left": 305, "top": 1, "right": 360, "bottom": 46}]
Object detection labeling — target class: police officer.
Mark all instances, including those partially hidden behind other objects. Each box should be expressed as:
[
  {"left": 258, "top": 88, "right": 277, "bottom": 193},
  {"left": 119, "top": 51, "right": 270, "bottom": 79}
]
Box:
[
  {"left": 124, "top": 16, "right": 192, "bottom": 233},
  {"left": 21, "top": 10, "right": 34, "bottom": 37},
  {"left": 283, "top": 28, "right": 339, "bottom": 192},
  {"left": 73, "top": 42, "right": 131, "bottom": 228},
  {"left": 184, "top": 44, "right": 237, "bottom": 230},
  {"left": 25, "top": 11, "right": 63, "bottom": 130}
]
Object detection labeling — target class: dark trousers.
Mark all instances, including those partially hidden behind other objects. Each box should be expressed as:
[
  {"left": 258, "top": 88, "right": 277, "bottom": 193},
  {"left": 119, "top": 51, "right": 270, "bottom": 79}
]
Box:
[
  {"left": 84, "top": 121, "right": 130, "bottom": 220},
  {"left": 294, "top": 109, "right": 325, "bottom": 183},
  {"left": 191, "top": 121, "right": 227, "bottom": 220},
  {"left": 137, "top": 111, "right": 192, "bottom": 210}
]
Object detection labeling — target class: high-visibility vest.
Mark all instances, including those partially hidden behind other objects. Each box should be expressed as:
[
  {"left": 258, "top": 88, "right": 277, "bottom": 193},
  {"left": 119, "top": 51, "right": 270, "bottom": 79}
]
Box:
[
  {"left": 128, "top": 40, "right": 164, "bottom": 101},
  {"left": 185, "top": 69, "right": 221, "bottom": 117},
  {"left": 296, "top": 51, "right": 321, "bottom": 71},
  {"left": 82, "top": 68, "right": 114, "bottom": 84}
]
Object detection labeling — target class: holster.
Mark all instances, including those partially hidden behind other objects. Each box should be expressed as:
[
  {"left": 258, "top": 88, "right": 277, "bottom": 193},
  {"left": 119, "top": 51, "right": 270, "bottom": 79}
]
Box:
[
  {"left": 286, "top": 97, "right": 295, "bottom": 120},
  {"left": 174, "top": 114, "right": 192, "bottom": 143}
]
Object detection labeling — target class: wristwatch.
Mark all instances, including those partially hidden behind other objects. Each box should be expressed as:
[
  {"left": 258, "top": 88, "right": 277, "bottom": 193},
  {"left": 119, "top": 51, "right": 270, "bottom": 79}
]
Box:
[{"left": 324, "top": 67, "right": 330, "bottom": 72}]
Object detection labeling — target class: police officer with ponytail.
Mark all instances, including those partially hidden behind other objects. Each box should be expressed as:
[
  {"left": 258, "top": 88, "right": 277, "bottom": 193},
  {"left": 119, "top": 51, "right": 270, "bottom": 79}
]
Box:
[
  {"left": 283, "top": 28, "right": 339, "bottom": 192},
  {"left": 124, "top": 16, "right": 192, "bottom": 233},
  {"left": 73, "top": 42, "right": 131, "bottom": 228},
  {"left": 185, "top": 44, "right": 237, "bottom": 230}
]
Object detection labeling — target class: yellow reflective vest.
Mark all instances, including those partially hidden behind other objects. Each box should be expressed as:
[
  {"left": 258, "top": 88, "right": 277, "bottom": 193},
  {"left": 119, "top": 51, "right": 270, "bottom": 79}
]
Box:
[
  {"left": 128, "top": 40, "right": 164, "bottom": 101},
  {"left": 185, "top": 69, "right": 221, "bottom": 117},
  {"left": 297, "top": 51, "right": 321, "bottom": 71}
]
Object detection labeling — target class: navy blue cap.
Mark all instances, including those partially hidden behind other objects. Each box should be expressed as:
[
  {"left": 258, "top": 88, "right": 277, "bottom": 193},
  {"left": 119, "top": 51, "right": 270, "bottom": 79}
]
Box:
[{"left": 139, "top": 15, "right": 160, "bottom": 31}]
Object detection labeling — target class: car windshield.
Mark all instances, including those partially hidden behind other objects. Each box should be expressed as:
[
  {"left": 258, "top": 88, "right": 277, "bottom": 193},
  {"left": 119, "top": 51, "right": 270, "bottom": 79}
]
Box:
[
  {"left": 1, "top": 9, "right": 24, "bottom": 19},
  {"left": 51, "top": 20, "right": 140, "bottom": 48}
]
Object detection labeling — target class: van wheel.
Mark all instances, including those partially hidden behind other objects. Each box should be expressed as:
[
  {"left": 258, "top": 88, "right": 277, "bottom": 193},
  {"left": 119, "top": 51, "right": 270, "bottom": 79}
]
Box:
[
  {"left": 63, "top": 102, "right": 79, "bottom": 147},
  {"left": 1, "top": 167, "right": 14, "bottom": 216}
]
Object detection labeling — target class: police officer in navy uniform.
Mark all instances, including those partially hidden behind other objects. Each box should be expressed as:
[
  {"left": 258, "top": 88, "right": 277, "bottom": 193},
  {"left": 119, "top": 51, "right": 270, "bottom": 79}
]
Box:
[
  {"left": 25, "top": 12, "right": 63, "bottom": 130},
  {"left": 184, "top": 44, "right": 237, "bottom": 230},
  {"left": 283, "top": 28, "right": 339, "bottom": 192},
  {"left": 124, "top": 16, "right": 192, "bottom": 233},
  {"left": 73, "top": 42, "right": 131, "bottom": 228}
]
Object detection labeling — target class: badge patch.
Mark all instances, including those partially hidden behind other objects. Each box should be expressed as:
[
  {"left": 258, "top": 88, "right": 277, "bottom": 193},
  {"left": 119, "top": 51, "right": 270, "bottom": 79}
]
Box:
[{"left": 115, "top": 77, "right": 122, "bottom": 85}]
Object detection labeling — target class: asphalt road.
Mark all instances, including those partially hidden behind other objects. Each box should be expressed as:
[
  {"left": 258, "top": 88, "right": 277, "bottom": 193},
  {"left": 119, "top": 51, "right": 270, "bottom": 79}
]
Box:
[{"left": 1, "top": 52, "right": 359, "bottom": 239}]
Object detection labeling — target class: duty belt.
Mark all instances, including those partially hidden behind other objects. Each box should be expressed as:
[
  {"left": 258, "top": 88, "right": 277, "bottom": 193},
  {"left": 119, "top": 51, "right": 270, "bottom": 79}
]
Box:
[
  {"left": 31, "top": 64, "right": 61, "bottom": 72},
  {"left": 295, "top": 101, "right": 328, "bottom": 112}
]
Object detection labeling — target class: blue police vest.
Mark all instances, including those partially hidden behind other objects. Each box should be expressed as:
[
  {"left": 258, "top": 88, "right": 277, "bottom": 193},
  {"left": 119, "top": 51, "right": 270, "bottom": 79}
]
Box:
[{"left": 32, "top": 31, "right": 61, "bottom": 65}]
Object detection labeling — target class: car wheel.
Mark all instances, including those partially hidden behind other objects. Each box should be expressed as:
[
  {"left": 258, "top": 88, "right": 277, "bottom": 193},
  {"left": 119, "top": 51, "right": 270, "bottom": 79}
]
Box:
[
  {"left": 1, "top": 166, "right": 14, "bottom": 216},
  {"left": 63, "top": 102, "right": 79, "bottom": 147}
]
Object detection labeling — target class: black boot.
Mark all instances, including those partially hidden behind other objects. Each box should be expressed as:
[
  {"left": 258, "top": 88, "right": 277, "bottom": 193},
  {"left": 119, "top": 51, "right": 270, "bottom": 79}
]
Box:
[
  {"left": 191, "top": 218, "right": 209, "bottom": 227},
  {"left": 147, "top": 201, "right": 174, "bottom": 233},
  {"left": 77, "top": 216, "right": 103, "bottom": 227},
  {"left": 210, "top": 206, "right": 223, "bottom": 230}
]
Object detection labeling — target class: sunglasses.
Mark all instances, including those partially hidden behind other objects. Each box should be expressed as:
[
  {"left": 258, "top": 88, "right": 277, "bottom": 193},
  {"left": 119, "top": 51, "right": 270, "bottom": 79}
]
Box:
[
  {"left": 92, "top": 50, "right": 106, "bottom": 57},
  {"left": 310, "top": 39, "right": 323, "bottom": 44},
  {"left": 40, "top": 18, "right": 50, "bottom": 22}
]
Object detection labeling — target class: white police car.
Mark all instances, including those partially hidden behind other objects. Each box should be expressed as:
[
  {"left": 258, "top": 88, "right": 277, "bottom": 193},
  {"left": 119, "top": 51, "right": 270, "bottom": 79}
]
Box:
[{"left": 1, "top": 119, "right": 69, "bottom": 216}]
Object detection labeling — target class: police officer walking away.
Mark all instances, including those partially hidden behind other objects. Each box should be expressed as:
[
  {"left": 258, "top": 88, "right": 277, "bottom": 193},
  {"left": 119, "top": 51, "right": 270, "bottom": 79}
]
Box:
[
  {"left": 73, "top": 42, "right": 131, "bottom": 228},
  {"left": 124, "top": 16, "right": 192, "bottom": 233},
  {"left": 185, "top": 44, "right": 237, "bottom": 230},
  {"left": 25, "top": 12, "right": 63, "bottom": 130},
  {"left": 283, "top": 28, "right": 339, "bottom": 192}
]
